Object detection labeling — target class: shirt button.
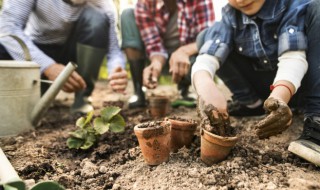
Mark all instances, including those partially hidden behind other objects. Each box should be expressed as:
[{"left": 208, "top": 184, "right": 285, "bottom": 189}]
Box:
[
  {"left": 263, "top": 60, "right": 268, "bottom": 64},
  {"left": 239, "top": 47, "right": 243, "bottom": 52},
  {"left": 289, "top": 28, "right": 295, "bottom": 34},
  {"left": 215, "top": 39, "right": 220, "bottom": 44}
]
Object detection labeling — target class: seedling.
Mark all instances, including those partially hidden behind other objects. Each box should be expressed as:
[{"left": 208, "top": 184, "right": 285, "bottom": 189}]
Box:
[{"left": 67, "top": 106, "right": 126, "bottom": 150}]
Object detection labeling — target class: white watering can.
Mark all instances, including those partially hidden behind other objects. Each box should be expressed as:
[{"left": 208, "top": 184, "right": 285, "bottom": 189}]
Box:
[{"left": 0, "top": 35, "right": 77, "bottom": 137}]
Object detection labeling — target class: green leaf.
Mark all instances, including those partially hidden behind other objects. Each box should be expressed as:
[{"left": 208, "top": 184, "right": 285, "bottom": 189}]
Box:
[
  {"left": 84, "top": 111, "right": 94, "bottom": 124},
  {"left": 109, "top": 115, "right": 126, "bottom": 133},
  {"left": 75, "top": 111, "right": 94, "bottom": 129},
  {"left": 101, "top": 106, "right": 121, "bottom": 122},
  {"left": 75, "top": 117, "right": 86, "bottom": 128},
  {"left": 3, "top": 184, "right": 19, "bottom": 190},
  {"left": 80, "top": 133, "right": 97, "bottom": 150},
  {"left": 93, "top": 117, "right": 110, "bottom": 135},
  {"left": 69, "top": 129, "right": 86, "bottom": 139},
  {"left": 67, "top": 137, "right": 84, "bottom": 149}
]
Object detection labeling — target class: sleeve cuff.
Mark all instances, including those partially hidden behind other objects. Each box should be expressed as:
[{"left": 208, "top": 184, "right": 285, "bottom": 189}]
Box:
[{"left": 191, "top": 54, "right": 220, "bottom": 89}]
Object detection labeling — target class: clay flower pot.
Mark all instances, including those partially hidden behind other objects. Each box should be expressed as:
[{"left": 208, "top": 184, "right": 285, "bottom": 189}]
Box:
[
  {"left": 148, "top": 96, "right": 170, "bottom": 118},
  {"left": 200, "top": 128, "right": 238, "bottom": 166},
  {"left": 166, "top": 117, "right": 197, "bottom": 152},
  {"left": 134, "top": 121, "right": 171, "bottom": 166}
]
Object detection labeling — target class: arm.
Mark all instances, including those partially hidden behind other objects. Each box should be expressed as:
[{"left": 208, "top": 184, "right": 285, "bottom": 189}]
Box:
[
  {"left": 270, "top": 51, "right": 308, "bottom": 103},
  {"left": 143, "top": 54, "right": 166, "bottom": 89},
  {"left": 0, "top": 0, "right": 86, "bottom": 92},
  {"left": 134, "top": 1, "right": 168, "bottom": 59},
  {"left": 0, "top": 0, "right": 55, "bottom": 72},
  {"left": 169, "top": 42, "right": 197, "bottom": 83},
  {"left": 169, "top": 0, "right": 215, "bottom": 83},
  {"left": 104, "top": 2, "right": 128, "bottom": 93},
  {"left": 256, "top": 51, "right": 308, "bottom": 139}
]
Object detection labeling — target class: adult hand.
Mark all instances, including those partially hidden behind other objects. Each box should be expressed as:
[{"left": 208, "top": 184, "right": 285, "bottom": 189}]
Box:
[
  {"left": 169, "top": 48, "right": 190, "bottom": 83},
  {"left": 197, "top": 97, "right": 230, "bottom": 136},
  {"left": 108, "top": 66, "right": 128, "bottom": 94},
  {"left": 256, "top": 97, "right": 292, "bottom": 139},
  {"left": 43, "top": 63, "right": 86, "bottom": 93},
  {"left": 143, "top": 62, "right": 162, "bottom": 89}
]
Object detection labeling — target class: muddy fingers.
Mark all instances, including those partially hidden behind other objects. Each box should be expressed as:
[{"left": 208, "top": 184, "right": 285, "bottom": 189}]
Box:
[{"left": 256, "top": 97, "right": 292, "bottom": 139}]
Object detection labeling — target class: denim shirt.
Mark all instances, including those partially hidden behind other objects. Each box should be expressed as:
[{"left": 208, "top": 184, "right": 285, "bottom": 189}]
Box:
[{"left": 199, "top": 0, "right": 311, "bottom": 71}]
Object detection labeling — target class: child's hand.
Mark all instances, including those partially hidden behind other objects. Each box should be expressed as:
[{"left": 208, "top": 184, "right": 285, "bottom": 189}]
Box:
[
  {"left": 197, "top": 97, "right": 230, "bottom": 136},
  {"left": 256, "top": 97, "right": 292, "bottom": 139}
]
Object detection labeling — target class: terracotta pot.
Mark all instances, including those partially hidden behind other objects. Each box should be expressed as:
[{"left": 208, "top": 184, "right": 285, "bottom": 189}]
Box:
[
  {"left": 148, "top": 96, "right": 170, "bottom": 118},
  {"left": 200, "top": 128, "right": 238, "bottom": 166},
  {"left": 166, "top": 117, "right": 197, "bottom": 152},
  {"left": 134, "top": 121, "right": 171, "bottom": 166}
]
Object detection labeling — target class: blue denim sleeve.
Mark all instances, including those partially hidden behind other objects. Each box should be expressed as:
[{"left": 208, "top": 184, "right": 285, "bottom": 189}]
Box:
[
  {"left": 278, "top": 1, "right": 310, "bottom": 55},
  {"left": 197, "top": 19, "right": 233, "bottom": 64}
]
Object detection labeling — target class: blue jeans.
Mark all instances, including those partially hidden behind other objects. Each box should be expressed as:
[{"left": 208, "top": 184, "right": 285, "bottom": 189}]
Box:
[
  {"left": 197, "top": 0, "right": 320, "bottom": 117},
  {"left": 0, "top": 6, "right": 110, "bottom": 94}
]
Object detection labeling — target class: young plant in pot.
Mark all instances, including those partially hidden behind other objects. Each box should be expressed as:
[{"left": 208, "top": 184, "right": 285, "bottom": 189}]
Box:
[
  {"left": 165, "top": 116, "right": 197, "bottom": 152},
  {"left": 67, "top": 106, "right": 126, "bottom": 150},
  {"left": 134, "top": 120, "right": 171, "bottom": 166},
  {"left": 197, "top": 98, "right": 238, "bottom": 166}
]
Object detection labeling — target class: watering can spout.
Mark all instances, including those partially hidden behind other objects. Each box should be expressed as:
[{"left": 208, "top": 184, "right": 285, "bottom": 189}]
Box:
[{"left": 31, "top": 62, "right": 77, "bottom": 126}]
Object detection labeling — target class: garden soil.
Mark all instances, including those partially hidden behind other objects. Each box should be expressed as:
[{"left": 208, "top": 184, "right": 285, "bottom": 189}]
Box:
[{"left": 1, "top": 80, "right": 320, "bottom": 190}]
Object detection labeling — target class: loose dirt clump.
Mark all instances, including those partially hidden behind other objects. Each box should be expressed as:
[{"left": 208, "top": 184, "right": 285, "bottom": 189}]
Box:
[{"left": 0, "top": 81, "right": 320, "bottom": 190}]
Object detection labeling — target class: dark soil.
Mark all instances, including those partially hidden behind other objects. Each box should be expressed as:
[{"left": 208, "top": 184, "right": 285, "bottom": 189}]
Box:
[{"left": 1, "top": 80, "right": 320, "bottom": 190}]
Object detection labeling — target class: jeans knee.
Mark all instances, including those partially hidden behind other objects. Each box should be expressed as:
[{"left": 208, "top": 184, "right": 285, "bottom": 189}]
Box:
[
  {"left": 76, "top": 6, "right": 110, "bottom": 46},
  {"left": 121, "top": 8, "right": 134, "bottom": 20},
  {"left": 78, "top": 6, "right": 110, "bottom": 33}
]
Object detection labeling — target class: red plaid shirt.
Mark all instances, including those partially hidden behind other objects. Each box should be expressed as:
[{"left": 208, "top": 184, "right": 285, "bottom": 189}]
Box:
[{"left": 135, "top": 0, "right": 215, "bottom": 58}]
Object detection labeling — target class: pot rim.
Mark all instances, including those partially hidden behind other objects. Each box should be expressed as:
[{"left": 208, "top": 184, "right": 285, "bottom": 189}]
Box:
[
  {"left": 201, "top": 128, "right": 238, "bottom": 146},
  {"left": 167, "top": 118, "right": 197, "bottom": 131},
  {"left": 134, "top": 121, "right": 171, "bottom": 135}
]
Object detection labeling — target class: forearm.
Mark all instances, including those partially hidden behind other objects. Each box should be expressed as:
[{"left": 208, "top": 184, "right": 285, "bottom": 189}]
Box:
[
  {"left": 269, "top": 80, "right": 295, "bottom": 104},
  {"left": 193, "top": 71, "right": 227, "bottom": 112},
  {"left": 150, "top": 54, "right": 166, "bottom": 70},
  {"left": 106, "top": 10, "right": 126, "bottom": 74},
  {"left": 271, "top": 51, "right": 308, "bottom": 103},
  {"left": 178, "top": 42, "right": 198, "bottom": 57},
  {"left": 0, "top": 0, "right": 55, "bottom": 73}
]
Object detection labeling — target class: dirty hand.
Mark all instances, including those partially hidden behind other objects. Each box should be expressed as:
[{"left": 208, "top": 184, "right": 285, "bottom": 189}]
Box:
[
  {"left": 169, "top": 48, "right": 190, "bottom": 83},
  {"left": 256, "top": 97, "right": 292, "bottom": 139},
  {"left": 108, "top": 66, "right": 128, "bottom": 94},
  {"left": 197, "top": 97, "right": 230, "bottom": 136},
  {"left": 143, "top": 62, "right": 162, "bottom": 89},
  {"left": 43, "top": 63, "right": 86, "bottom": 93}
]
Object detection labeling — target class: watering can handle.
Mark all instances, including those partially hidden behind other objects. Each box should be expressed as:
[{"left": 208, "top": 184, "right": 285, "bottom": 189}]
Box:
[{"left": 0, "top": 34, "right": 32, "bottom": 61}]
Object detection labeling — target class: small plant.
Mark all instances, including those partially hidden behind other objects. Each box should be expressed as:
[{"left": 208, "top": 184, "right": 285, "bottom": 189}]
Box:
[{"left": 67, "top": 106, "right": 126, "bottom": 150}]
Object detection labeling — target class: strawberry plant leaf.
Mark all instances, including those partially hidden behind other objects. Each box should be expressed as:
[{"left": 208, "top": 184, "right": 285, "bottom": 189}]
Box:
[
  {"left": 69, "top": 129, "right": 86, "bottom": 139},
  {"left": 101, "top": 106, "right": 121, "bottom": 122},
  {"left": 80, "top": 133, "right": 97, "bottom": 150},
  {"left": 84, "top": 111, "right": 94, "bottom": 124},
  {"left": 93, "top": 117, "right": 110, "bottom": 135},
  {"left": 76, "top": 117, "right": 86, "bottom": 128},
  {"left": 67, "top": 137, "right": 84, "bottom": 149},
  {"left": 109, "top": 115, "right": 125, "bottom": 133}
]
